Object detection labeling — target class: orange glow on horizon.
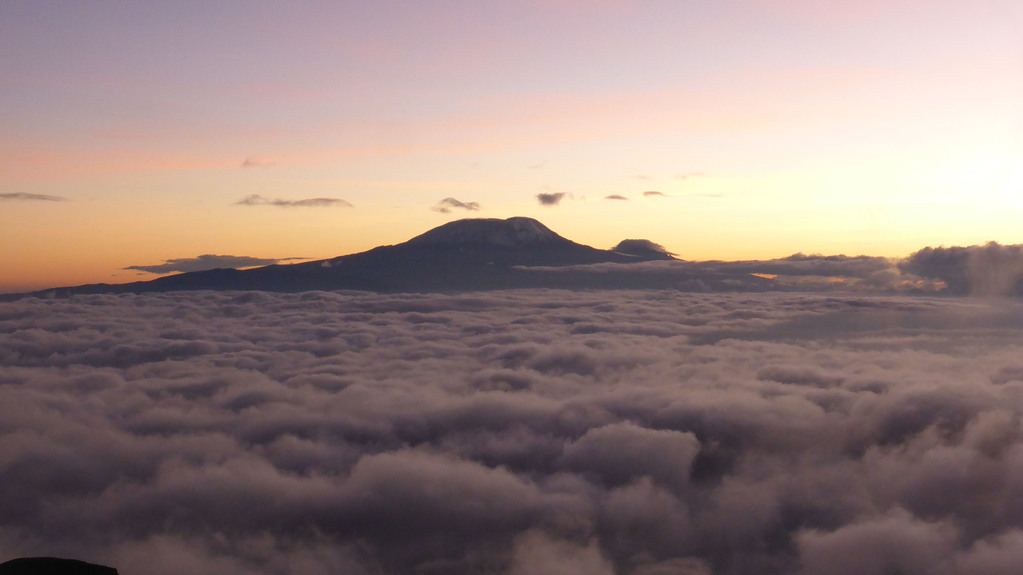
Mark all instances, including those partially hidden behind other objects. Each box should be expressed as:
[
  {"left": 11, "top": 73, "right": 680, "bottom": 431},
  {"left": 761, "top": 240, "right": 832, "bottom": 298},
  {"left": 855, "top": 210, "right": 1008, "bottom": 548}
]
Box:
[{"left": 2, "top": 1, "right": 1022, "bottom": 291}]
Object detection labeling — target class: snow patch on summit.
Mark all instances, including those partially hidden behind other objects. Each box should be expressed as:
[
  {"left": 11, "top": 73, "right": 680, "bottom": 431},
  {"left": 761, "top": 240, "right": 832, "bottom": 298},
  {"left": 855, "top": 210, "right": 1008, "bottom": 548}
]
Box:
[{"left": 407, "top": 217, "right": 566, "bottom": 248}]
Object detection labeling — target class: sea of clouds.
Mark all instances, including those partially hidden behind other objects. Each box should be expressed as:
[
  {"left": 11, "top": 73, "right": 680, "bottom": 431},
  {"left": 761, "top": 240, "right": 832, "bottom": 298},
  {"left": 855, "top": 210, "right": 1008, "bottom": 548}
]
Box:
[
  {"left": 521, "top": 241, "right": 1023, "bottom": 297},
  {"left": 3, "top": 289, "right": 1023, "bottom": 574}
]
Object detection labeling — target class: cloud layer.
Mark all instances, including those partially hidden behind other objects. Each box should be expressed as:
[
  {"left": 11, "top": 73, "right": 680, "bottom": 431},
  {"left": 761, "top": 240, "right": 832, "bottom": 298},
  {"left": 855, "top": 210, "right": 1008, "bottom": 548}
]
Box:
[
  {"left": 5, "top": 290, "right": 1023, "bottom": 573},
  {"left": 235, "top": 195, "right": 352, "bottom": 208},
  {"left": 516, "top": 253, "right": 927, "bottom": 293},
  {"left": 125, "top": 255, "right": 304, "bottom": 274}
]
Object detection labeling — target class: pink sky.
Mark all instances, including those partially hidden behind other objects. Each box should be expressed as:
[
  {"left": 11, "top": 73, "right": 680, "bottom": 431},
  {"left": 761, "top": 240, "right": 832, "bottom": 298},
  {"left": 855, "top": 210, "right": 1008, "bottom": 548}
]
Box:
[{"left": 1, "top": 1, "right": 1021, "bottom": 290}]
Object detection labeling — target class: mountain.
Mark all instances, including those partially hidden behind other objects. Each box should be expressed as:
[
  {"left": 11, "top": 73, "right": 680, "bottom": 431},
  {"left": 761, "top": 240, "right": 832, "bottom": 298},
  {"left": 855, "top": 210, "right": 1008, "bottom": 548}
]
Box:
[
  {"left": 406, "top": 216, "right": 566, "bottom": 248},
  {"left": 18, "top": 217, "right": 676, "bottom": 297},
  {"left": 612, "top": 239, "right": 676, "bottom": 260}
]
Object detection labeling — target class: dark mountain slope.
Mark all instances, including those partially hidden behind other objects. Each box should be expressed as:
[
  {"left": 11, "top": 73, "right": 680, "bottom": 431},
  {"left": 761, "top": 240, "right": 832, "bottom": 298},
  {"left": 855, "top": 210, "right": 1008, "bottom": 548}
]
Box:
[{"left": 17, "top": 217, "right": 673, "bottom": 297}]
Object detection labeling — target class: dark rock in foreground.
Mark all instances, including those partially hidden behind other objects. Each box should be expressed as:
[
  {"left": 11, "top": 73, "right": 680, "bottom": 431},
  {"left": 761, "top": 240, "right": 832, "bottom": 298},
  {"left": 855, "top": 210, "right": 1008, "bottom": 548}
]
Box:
[{"left": 0, "top": 558, "right": 118, "bottom": 575}]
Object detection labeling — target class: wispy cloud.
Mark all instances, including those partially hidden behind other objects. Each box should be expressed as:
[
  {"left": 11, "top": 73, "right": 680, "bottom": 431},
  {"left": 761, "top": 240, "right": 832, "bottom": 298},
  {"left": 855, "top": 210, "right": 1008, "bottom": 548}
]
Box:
[
  {"left": 536, "top": 192, "right": 566, "bottom": 206},
  {"left": 675, "top": 172, "right": 705, "bottom": 180},
  {"left": 432, "top": 197, "right": 480, "bottom": 213},
  {"left": 241, "top": 156, "right": 274, "bottom": 168},
  {"left": 605, "top": 194, "right": 629, "bottom": 201},
  {"left": 125, "top": 254, "right": 305, "bottom": 274},
  {"left": 0, "top": 192, "right": 67, "bottom": 202},
  {"left": 235, "top": 194, "right": 353, "bottom": 208}
]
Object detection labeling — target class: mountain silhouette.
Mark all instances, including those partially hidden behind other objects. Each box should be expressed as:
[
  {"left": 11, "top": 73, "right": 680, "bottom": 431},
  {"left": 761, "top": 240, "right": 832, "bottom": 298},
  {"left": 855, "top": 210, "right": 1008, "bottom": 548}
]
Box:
[
  {"left": 0, "top": 557, "right": 118, "bottom": 575},
  {"left": 612, "top": 239, "right": 675, "bottom": 260},
  {"left": 20, "top": 217, "right": 677, "bottom": 297}
]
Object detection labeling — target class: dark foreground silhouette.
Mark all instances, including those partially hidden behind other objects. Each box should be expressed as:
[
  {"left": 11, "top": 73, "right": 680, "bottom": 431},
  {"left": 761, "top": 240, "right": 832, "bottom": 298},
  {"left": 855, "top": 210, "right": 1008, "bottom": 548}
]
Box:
[
  {"left": 11, "top": 217, "right": 677, "bottom": 298},
  {"left": 0, "top": 558, "right": 117, "bottom": 575}
]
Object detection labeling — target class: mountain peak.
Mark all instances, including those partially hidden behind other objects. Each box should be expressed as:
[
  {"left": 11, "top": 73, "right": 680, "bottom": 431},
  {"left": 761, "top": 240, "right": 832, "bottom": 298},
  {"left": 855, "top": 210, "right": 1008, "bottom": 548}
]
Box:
[
  {"left": 406, "top": 217, "right": 567, "bottom": 248},
  {"left": 613, "top": 239, "right": 675, "bottom": 260},
  {"left": 16, "top": 216, "right": 672, "bottom": 298}
]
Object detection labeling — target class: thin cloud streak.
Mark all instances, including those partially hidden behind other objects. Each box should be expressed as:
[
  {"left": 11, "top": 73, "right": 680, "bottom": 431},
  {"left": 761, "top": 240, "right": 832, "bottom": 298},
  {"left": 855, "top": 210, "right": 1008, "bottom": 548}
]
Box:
[
  {"left": 241, "top": 156, "right": 274, "bottom": 168},
  {"left": 432, "top": 197, "right": 481, "bottom": 213},
  {"left": 125, "top": 254, "right": 305, "bottom": 274},
  {"left": 675, "top": 172, "right": 705, "bottom": 180},
  {"left": 235, "top": 194, "right": 353, "bottom": 208},
  {"left": 0, "top": 192, "right": 67, "bottom": 202}
]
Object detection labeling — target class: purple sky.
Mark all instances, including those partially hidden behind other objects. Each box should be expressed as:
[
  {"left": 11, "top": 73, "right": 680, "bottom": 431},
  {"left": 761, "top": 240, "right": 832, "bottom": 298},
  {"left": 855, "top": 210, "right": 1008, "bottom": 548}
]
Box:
[{"left": 2, "top": 1, "right": 1022, "bottom": 290}]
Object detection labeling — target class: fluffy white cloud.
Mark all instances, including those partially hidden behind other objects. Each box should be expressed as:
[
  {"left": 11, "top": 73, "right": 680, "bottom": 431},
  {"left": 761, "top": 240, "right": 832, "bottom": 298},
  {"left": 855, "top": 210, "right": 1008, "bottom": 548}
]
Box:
[
  {"left": 3, "top": 290, "right": 1023, "bottom": 573},
  {"left": 901, "top": 242, "right": 1023, "bottom": 296}
]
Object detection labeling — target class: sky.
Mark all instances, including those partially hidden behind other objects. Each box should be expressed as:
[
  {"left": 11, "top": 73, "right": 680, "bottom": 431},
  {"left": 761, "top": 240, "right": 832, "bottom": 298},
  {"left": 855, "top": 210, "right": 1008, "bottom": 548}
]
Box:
[{"left": 2, "top": 0, "right": 1022, "bottom": 291}]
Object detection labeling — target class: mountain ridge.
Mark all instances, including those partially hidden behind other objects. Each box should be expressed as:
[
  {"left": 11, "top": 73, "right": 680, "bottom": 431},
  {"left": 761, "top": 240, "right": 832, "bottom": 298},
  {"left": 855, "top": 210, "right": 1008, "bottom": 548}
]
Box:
[
  {"left": 406, "top": 216, "right": 567, "bottom": 248},
  {"left": 11, "top": 217, "right": 675, "bottom": 298}
]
